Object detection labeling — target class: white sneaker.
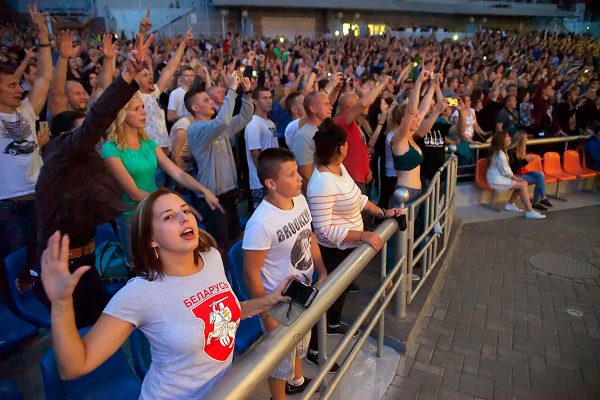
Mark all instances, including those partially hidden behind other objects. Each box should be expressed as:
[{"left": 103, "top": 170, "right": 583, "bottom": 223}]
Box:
[
  {"left": 525, "top": 210, "right": 546, "bottom": 219},
  {"left": 504, "top": 203, "right": 523, "bottom": 212}
]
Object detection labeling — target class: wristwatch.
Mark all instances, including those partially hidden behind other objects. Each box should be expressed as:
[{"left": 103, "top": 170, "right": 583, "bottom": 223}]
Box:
[{"left": 379, "top": 208, "right": 387, "bottom": 219}]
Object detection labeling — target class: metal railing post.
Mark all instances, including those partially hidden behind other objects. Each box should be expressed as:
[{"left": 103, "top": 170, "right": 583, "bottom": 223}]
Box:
[
  {"left": 377, "top": 242, "right": 387, "bottom": 357},
  {"left": 391, "top": 188, "right": 409, "bottom": 319}
]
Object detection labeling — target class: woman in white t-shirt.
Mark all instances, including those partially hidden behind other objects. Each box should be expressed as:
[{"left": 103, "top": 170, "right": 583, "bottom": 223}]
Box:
[{"left": 40, "top": 188, "right": 291, "bottom": 399}]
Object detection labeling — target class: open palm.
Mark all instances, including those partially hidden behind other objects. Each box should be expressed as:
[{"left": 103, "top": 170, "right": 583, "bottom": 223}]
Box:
[{"left": 41, "top": 232, "right": 90, "bottom": 303}]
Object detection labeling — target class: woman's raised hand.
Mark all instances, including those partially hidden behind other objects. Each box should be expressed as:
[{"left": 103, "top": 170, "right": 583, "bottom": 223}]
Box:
[{"left": 41, "top": 232, "right": 90, "bottom": 303}]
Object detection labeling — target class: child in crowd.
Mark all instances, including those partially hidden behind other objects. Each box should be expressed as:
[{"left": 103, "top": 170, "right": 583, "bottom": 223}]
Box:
[{"left": 243, "top": 148, "right": 328, "bottom": 399}]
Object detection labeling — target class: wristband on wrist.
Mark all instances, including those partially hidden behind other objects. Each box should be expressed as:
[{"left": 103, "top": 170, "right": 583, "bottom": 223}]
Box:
[
  {"left": 379, "top": 208, "right": 386, "bottom": 219},
  {"left": 312, "top": 68, "right": 319, "bottom": 75},
  {"left": 38, "top": 42, "right": 51, "bottom": 48}
]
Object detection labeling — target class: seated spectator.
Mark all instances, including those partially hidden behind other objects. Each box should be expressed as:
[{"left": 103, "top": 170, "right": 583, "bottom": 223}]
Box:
[
  {"left": 101, "top": 92, "right": 222, "bottom": 261},
  {"left": 39, "top": 189, "right": 289, "bottom": 398},
  {"left": 243, "top": 148, "right": 327, "bottom": 399},
  {"left": 486, "top": 131, "right": 545, "bottom": 219},
  {"left": 508, "top": 132, "right": 553, "bottom": 211}
]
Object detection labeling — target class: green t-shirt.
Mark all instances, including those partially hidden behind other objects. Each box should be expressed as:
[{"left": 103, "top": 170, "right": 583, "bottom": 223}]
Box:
[{"left": 101, "top": 139, "right": 159, "bottom": 214}]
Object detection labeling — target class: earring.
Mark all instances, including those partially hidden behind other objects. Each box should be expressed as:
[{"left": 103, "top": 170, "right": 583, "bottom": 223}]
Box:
[{"left": 153, "top": 247, "right": 159, "bottom": 259}]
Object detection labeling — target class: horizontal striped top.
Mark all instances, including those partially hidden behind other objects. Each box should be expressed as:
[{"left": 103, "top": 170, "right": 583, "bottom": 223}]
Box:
[{"left": 306, "top": 164, "right": 368, "bottom": 249}]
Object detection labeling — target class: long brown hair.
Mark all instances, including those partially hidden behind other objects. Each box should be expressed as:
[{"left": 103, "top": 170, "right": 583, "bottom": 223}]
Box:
[
  {"left": 131, "top": 188, "right": 216, "bottom": 281},
  {"left": 511, "top": 131, "right": 527, "bottom": 160},
  {"left": 488, "top": 131, "right": 509, "bottom": 164}
]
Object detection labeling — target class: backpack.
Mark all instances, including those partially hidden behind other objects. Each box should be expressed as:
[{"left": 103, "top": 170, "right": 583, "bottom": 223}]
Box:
[{"left": 95, "top": 240, "right": 129, "bottom": 281}]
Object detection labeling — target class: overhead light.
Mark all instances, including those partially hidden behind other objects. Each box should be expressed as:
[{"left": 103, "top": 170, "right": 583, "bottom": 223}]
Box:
[
  {"left": 334, "top": 30, "right": 340, "bottom": 37},
  {"left": 452, "top": 34, "right": 458, "bottom": 41},
  {"left": 279, "top": 37, "right": 284, "bottom": 43},
  {"left": 413, "top": 62, "right": 418, "bottom": 67},
  {"left": 483, "top": 56, "right": 487, "bottom": 61}
]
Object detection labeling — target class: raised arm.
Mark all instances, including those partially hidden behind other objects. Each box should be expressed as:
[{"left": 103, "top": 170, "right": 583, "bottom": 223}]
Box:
[
  {"left": 14, "top": 47, "right": 35, "bottom": 81},
  {"left": 186, "top": 73, "right": 241, "bottom": 147},
  {"left": 417, "top": 75, "right": 437, "bottom": 120},
  {"left": 228, "top": 77, "right": 254, "bottom": 133},
  {"left": 60, "top": 34, "right": 154, "bottom": 155},
  {"left": 48, "top": 30, "right": 79, "bottom": 117},
  {"left": 392, "top": 69, "right": 428, "bottom": 144},
  {"left": 41, "top": 233, "right": 135, "bottom": 380},
  {"left": 342, "top": 75, "right": 391, "bottom": 125},
  {"left": 90, "top": 33, "right": 117, "bottom": 102},
  {"left": 157, "top": 28, "right": 192, "bottom": 93},
  {"left": 27, "top": 4, "right": 53, "bottom": 115}
]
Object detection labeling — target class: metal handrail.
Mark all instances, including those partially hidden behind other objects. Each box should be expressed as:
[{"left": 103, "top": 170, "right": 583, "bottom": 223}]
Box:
[
  {"left": 468, "top": 134, "right": 590, "bottom": 150},
  {"left": 206, "top": 219, "right": 405, "bottom": 400}
]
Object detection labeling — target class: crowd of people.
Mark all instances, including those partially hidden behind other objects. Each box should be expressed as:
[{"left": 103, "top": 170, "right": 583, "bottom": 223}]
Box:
[{"left": 1, "top": 4, "right": 599, "bottom": 399}]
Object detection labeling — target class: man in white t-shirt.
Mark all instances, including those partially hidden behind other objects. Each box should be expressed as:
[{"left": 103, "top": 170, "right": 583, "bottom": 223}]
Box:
[
  {"left": 282, "top": 91, "right": 305, "bottom": 148},
  {"left": 243, "top": 148, "right": 327, "bottom": 399},
  {"left": 287, "top": 91, "right": 332, "bottom": 191},
  {"left": 167, "top": 66, "right": 195, "bottom": 122},
  {"left": 245, "top": 86, "right": 279, "bottom": 210},
  {"left": 0, "top": 4, "right": 52, "bottom": 268}
]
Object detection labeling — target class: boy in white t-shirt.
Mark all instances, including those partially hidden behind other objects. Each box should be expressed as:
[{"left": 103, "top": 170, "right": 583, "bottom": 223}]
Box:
[{"left": 243, "top": 148, "right": 327, "bottom": 399}]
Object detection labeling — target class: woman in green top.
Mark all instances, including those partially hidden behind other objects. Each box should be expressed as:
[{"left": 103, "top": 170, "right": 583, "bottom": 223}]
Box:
[{"left": 101, "top": 93, "right": 223, "bottom": 261}]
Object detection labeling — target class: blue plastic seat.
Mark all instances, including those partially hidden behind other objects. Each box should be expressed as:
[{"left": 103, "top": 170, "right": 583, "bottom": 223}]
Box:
[
  {"left": 130, "top": 329, "right": 151, "bottom": 379},
  {"left": 3, "top": 247, "right": 51, "bottom": 327},
  {"left": 227, "top": 240, "right": 250, "bottom": 301},
  {"left": 40, "top": 328, "right": 141, "bottom": 400},
  {"left": 0, "top": 299, "right": 37, "bottom": 352},
  {"left": 94, "top": 222, "right": 119, "bottom": 246},
  {"left": 227, "top": 240, "right": 263, "bottom": 353},
  {"left": 0, "top": 380, "right": 23, "bottom": 400}
]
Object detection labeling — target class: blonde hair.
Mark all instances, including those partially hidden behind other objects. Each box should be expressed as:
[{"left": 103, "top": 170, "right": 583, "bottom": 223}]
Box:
[
  {"left": 107, "top": 92, "right": 150, "bottom": 150},
  {"left": 510, "top": 131, "right": 528, "bottom": 160}
]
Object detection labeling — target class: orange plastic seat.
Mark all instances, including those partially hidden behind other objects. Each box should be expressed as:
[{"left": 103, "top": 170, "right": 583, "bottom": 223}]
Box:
[
  {"left": 563, "top": 150, "right": 598, "bottom": 179},
  {"left": 543, "top": 152, "right": 576, "bottom": 181},
  {"left": 525, "top": 154, "right": 557, "bottom": 183},
  {"left": 475, "top": 158, "right": 493, "bottom": 190}
]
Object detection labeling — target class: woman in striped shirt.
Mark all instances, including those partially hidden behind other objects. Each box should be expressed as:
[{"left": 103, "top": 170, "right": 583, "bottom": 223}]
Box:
[{"left": 306, "top": 118, "right": 403, "bottom": 336}]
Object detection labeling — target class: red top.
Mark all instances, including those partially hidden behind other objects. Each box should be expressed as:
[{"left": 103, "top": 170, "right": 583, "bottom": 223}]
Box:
[{"left": 335, "top": 112, "right": 370, "bottom": 183}]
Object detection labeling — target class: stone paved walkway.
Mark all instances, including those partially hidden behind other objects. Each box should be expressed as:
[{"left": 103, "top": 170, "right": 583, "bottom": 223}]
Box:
[{"left": 385, "top": 205, "right": 600, "bottom": 400}]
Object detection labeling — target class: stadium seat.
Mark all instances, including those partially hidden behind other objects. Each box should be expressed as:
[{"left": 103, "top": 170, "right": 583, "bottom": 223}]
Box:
[
  {"left": 94, "top": 222, "right": 119, "bottom": 246},
  {"left": 227, "top": 240, "right": 250, "bottom": 301},
  {"left": 563, "top": 150, "right": 597, "bottom": 179},
  {"left": 3, "top": 247, "right": 51, "bottom": 327},
  {"left": 0, "top": 299, "right": 37, "bottom": 352},
  {"left": 543, "top": 152, "right": 577, "bottom": 198},
  {"left": 40, "top": 328, "right": 141, "bottom": 400},
  {"left": 524, "top": 154, "right": 557, "bottom": 183},
  {"left": 227, "top": 240, "right": 263, "bottom": 353},
  {"left": 0, "top": 380, "right": 23, "bottom": 400},
  {"left": 474, "top": 158, "right": 500, "bottom": 210},
  {"left": 131, "top": 329, "right": 151, "bottom": 379}
]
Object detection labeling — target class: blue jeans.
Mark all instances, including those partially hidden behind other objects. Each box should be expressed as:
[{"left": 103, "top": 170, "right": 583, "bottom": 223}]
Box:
[{"left": 517, "top": 171, "right": 546, "bottom": 204}]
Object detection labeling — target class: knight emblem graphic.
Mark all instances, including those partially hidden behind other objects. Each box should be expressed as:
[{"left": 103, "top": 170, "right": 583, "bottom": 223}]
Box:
[{"left": 191, "top": 290, "right": 241, "bottom": 362}]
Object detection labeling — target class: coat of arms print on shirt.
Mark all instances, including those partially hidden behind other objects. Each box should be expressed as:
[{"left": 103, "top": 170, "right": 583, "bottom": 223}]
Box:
[
  {"left": 0, "top": 112, "right": 37, "bottom": 156},
  {"left": 188, "top": 284, "right": 241, "bottom": 362}
]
